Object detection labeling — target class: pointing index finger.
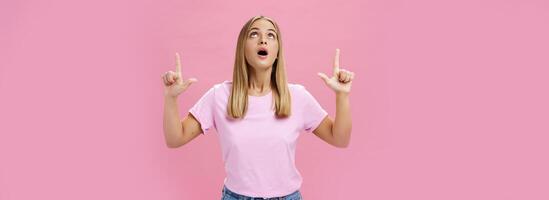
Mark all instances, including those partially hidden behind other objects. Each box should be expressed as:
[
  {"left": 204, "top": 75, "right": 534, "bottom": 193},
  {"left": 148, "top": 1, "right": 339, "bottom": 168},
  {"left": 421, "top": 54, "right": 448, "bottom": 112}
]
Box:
[
  {"left": 333, "top": 48, "right": 340, "bottom": 76},
  {"left": 175, "top": 52, "right": 182, "bottom": 75}
]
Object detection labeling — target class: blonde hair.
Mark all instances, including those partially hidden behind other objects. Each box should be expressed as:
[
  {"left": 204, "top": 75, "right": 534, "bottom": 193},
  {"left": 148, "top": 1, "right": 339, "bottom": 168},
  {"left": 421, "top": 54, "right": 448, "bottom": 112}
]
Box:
[{"left": 227, "top": 15, "right": 291, "bottom": 119}]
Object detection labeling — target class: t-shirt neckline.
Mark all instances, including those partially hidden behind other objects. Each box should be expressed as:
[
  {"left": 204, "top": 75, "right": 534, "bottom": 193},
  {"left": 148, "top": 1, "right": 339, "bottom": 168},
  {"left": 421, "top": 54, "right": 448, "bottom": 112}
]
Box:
[{"left": 248, "top": 90, "right": 272, "bottom": 98}]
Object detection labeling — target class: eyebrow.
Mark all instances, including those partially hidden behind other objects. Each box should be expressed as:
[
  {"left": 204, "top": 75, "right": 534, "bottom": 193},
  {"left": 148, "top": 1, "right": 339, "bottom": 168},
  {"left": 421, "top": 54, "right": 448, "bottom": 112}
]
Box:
[{"left": 249, "top": 27, "right": 277, "bottom": 34}]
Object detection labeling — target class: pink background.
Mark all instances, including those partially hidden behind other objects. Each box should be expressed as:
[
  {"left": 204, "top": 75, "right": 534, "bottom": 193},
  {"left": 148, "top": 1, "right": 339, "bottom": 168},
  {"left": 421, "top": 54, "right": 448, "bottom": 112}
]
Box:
[{"left": 1, "top": 0, "right": 548, "bottom": 199}]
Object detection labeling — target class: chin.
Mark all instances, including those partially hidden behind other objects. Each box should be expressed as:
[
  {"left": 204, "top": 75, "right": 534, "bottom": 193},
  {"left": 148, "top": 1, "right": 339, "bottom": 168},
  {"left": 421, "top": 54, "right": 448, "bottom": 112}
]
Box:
[
  {"left": 250, "top": 61, "right": 275, "bottom": 70},
  {"left": 251, "top": 64, "right": 272, "bottom": 70}
]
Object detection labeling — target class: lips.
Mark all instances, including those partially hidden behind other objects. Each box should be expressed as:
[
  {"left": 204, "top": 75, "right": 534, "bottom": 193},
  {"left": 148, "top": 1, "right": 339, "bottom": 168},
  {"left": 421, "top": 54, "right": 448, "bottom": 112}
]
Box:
[{"left": 257, "top": 47, "right": 268, "bottom": 58}]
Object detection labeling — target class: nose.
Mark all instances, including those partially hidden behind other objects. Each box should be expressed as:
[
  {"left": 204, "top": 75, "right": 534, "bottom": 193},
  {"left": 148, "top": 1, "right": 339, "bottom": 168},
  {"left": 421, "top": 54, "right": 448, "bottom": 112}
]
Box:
[{"left": 259, "top": 36, "right": 267, "bottom": 45}]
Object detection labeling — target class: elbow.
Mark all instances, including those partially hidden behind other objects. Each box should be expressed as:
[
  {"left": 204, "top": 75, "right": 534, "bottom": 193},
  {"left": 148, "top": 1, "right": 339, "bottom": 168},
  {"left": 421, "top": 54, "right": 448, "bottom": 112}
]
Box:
[
  {"left": 164, "top": 130, "right": 186, "bottom": 148},
  {"left": 165, "top": 136, "right": 185, "bottom": 148},
  {"left": 332, "top": 137, "right": 350, "bottom": 148},
  {"left": 166, "top": 141, "right": 182, "bottom": 148},
  {"left": 334, "top": 141, "right": 350, "bottom": 148},
  {"left": 332, "top": 132, "right": 351, "bottom": 148}
]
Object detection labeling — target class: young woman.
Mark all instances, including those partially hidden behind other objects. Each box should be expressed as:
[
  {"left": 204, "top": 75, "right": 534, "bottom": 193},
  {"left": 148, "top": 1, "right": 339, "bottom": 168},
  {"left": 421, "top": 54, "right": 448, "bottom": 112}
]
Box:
[{"left": 162, "top": 15, "right": 354, "bottom": 200}]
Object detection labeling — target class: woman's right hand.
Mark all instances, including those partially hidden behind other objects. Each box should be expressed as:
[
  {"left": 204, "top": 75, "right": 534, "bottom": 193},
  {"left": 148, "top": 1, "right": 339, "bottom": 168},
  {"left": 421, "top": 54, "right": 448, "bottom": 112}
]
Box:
[{"left": 161, "top": 53, "right": 197, "bottom": 98}]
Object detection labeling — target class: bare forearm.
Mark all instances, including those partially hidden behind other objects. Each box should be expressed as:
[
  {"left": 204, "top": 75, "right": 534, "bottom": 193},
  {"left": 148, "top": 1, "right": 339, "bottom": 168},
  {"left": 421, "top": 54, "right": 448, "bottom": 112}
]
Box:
[
  {"left": 333, "top": 92, "right": 352, "bottom": 147},
  {"left": 163, "top": 96, "right": 183, "bottom": 147}
]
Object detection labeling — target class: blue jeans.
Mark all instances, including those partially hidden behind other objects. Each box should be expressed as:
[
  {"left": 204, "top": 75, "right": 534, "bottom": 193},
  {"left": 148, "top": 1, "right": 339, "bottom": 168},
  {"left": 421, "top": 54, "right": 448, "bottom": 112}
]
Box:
[{"left": 221, "top": 185, "right": 303, "bottom": 200}]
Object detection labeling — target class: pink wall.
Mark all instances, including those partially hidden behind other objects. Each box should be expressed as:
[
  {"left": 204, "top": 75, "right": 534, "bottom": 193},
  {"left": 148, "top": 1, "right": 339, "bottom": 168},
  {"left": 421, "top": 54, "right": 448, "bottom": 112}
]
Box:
[{"left": 1, "top": 0, "right": 548, "bottom": 199}]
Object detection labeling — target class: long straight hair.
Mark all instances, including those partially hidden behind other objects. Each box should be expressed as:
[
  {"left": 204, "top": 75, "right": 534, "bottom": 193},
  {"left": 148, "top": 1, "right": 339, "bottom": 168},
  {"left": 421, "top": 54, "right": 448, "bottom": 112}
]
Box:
[{"left": 227, "top": 16, "right": 291, "bottom": 119}]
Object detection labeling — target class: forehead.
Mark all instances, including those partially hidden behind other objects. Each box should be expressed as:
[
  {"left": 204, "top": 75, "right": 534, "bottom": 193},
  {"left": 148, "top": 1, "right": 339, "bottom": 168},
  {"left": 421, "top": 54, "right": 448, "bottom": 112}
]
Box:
[{"left": 250, "top": 19, "right": 276, "bottom": 31}]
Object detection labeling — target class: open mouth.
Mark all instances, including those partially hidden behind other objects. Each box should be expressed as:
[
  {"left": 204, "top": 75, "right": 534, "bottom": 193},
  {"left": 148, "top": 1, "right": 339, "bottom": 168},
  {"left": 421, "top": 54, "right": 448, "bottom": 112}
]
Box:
[{"left": 257, "top": 48, "right": 268, "bottom": 56}]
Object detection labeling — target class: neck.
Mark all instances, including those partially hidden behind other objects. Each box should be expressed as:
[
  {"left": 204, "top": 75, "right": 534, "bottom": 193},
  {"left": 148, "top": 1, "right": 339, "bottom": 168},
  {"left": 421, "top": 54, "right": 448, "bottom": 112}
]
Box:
[{"left": 249, "top": 67, "right": 272, "bottom": 94}]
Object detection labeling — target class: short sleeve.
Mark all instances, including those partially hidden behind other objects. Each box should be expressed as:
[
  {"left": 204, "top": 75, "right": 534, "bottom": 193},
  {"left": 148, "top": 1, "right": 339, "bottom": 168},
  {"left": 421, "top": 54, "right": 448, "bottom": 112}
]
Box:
[
  {"left": 189, "top": 86, "right": 215, "bottom": 134},
  {"left": 301, "top": 86, "right": 328, "bottom": 133}
]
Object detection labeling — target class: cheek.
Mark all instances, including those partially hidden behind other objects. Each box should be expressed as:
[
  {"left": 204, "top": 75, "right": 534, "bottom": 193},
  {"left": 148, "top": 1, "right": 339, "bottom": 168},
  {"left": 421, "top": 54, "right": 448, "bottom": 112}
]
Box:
[
  {"left": 245, "top": 42, "right": 255, "bottom": 57},
  {"left": 271, "top": 46, "right": 279, "bottom": 58}
]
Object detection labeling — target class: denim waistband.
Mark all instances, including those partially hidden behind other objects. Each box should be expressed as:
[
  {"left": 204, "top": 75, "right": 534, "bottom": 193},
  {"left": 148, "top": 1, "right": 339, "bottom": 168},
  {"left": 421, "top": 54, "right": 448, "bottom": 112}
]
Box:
[{"left": 222, "top": 185, "right": 300, "bottom": 200}]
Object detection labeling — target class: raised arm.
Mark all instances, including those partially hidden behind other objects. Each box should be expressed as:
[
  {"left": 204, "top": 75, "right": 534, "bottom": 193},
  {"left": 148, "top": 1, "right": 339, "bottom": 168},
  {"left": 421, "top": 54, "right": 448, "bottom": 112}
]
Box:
[
  {"left": 315, "top": 49, "right": 355, "bottom": 148},
  {"left": 162, "top": 53, "right": 202, "bottom": 148}
]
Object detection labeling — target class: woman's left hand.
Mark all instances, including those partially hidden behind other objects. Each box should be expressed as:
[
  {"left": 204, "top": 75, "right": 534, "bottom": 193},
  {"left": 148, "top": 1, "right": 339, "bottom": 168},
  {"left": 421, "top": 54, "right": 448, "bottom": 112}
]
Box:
[{"left": 318, "top": 49, "right": 355, "bottom": 94}]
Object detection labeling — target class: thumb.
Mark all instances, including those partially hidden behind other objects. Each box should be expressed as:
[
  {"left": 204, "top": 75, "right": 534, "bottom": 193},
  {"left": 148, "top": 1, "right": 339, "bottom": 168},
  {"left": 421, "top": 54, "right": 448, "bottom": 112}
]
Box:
[
  {"left": 183, "top": 78, "right": 198, "bottom": 86},
  {"left": 317, "top": 72, "right": 330, "bottom": 83},
  {"left": 187, "top": 78, "right": 198, "bottom": 83}
]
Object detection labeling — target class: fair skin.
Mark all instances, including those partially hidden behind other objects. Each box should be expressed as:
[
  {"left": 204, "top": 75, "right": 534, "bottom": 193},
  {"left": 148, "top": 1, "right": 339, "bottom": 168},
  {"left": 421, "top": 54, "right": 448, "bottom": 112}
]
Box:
[
  {"left": 162, "top": 19, "right": 354, "bottom": 148},
  {"left": 316, "top": 49, "right": 354, "bottom": 148},
  {"left": 245, "top": 19, "right": 278, "bottom": 96}
]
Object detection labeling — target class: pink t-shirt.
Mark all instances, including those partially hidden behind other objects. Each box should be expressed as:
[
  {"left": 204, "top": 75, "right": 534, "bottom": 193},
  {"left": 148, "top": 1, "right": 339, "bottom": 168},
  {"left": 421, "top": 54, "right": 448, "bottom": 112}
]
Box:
[{"left": 189, "top": 80, "right": 327, "bottom": 198}]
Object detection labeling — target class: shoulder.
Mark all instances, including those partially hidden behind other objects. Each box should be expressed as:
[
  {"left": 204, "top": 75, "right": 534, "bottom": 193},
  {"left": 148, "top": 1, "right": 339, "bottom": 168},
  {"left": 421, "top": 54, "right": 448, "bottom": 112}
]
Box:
[
  {"left": 288, "top": 82, "right": 311, "bottom": 95},
  {"left": 288, "top": 82, "right": 305, "bottom": 90},
  {"left": 212, "top": 80, "right": 231, "bottom": 91},
  {"left": 205, "top": 80, "right": 232, "bottom": 99},
  {"left": 287, "top": 82, "right": 317, "bottom": 103},
  {"left": 216, "top": 80, "right": 232, "bottom": 93}
]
